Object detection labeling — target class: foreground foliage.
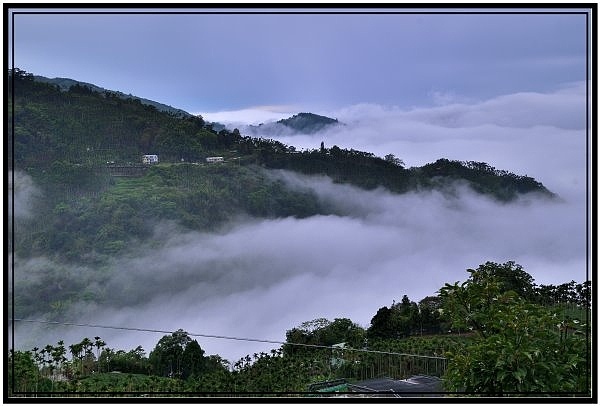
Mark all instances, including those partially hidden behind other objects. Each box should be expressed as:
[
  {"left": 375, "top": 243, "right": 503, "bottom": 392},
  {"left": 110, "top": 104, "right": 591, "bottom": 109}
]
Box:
[
  {"left": 439, "top": 262, "right": 590, "bottom": 395},
  {"left": 8, "top": 262, "right": 590, "bottom": 397}
]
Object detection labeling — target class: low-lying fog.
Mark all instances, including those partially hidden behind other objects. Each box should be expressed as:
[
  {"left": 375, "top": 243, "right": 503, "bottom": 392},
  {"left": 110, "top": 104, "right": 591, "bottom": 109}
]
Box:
[{"left": 12, "top": 82, "right": 589, "bottom": 364}]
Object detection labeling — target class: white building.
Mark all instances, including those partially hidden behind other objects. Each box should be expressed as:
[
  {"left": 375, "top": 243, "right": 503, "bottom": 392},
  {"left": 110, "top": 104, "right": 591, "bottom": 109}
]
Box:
[
  {"left": 142, "top": 154, "right": 159, "bottom": 164},
  {"left": 206, "top": 156, "right": 224, "bottom": 163}
]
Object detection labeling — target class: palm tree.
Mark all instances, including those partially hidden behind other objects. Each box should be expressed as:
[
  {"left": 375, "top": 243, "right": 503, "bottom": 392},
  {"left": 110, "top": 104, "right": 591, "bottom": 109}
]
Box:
[
  {"left": 51, "top": 341, "right": 66, "bottom": 381},
  {"left": 93, "top": 337, "right": 106, "bottom": 372},
  {"left": 43, "top": 344, "right": 54, "bottom": 379},
  {"left": 79, "top": 338, "right": 93, "bottom": 376},
  {"left": 31, "top": 347, "right": 40, "bottom": 393},
  {"left": 68, "top": 343, "right": 83, "bottom": 377}
]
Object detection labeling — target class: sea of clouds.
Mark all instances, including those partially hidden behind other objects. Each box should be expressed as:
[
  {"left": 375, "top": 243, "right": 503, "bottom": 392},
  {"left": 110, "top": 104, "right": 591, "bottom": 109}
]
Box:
[{"left": 12, "top": 82, "right": 589, "bottom": 364}]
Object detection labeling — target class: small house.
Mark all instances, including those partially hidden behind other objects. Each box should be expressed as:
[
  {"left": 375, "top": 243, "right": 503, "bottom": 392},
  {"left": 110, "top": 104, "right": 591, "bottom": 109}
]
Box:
[
  {"left": 142, "top": 154, "right": 159, "bottom": 164},
  {"left": 206, "top": 156, "right": 224, "bottom": 163}
]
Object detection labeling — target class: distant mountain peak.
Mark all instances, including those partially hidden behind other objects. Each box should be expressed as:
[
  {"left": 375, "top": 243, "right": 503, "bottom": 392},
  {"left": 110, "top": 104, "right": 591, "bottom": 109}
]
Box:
[
  {"left": 277, "top": 112, "right": 337, "bottom": 123},
  {"left": 243, "top": 112, "right": 342, "bottom": 136},
  {"left": 275, "top": 112, "right": 340, "bottom": 133}
]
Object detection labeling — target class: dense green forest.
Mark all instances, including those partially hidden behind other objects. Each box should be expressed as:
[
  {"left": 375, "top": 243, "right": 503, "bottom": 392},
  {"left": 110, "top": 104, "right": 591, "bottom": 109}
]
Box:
[
  {"left": 8, "top": 261, "right": 591, "bottom": 396},
  {"left": 7, "top": 69, "right": 588, "bottom": 397}
]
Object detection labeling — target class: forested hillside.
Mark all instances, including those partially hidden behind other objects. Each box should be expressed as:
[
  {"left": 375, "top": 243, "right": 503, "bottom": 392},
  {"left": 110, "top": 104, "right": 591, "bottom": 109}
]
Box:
[
  {"left": 8, "top": 68, "right": 554, "bottom": 265},
  {"left": 10, "top": 69, "right": 553, "bottom": 198}
]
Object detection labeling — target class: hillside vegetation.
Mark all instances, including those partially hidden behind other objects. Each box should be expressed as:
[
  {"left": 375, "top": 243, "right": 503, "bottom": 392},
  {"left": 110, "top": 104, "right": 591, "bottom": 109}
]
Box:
[{"left": 9, "top": 68, "right": 554, "bottom": 265}]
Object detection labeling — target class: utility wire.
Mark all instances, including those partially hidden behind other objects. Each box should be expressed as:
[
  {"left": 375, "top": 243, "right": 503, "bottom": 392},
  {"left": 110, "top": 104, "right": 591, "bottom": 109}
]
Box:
[{"left": 12, "top": 318, "right": 446, "bottom": 360}]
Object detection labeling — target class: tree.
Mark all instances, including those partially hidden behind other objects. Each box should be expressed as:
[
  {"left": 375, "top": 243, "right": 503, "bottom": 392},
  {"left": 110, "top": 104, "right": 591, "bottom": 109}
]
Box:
[
  {"left": 102, "top": 345, "right": 151, "bottom": 375},
  {"left": 181, "top": 339, "right": 206, "bottom": 379},
  {"left": 42, "top": 344, "right": 54, "bottom": 379},
  {"left": 8, "top": 350, "right": 40, "bottom": 394},
  {"left": 367, "top": 306, "right": 399, "bottom": 340},
  {"left": 394, "top": 295, "right": 419, "bottom": 336},
  {"left": 319, "top": 318, "right": 366, "bottom": 348},
  {"left": 93, "top": 336, "right": 106, "bottom": 372},
  {"left": 439, "top": 262, "right": 590, "bottom": 394},
  {"left": 50, "top": 340, "right": 67, "bottom": 380},
  {"left": 284, "top": 318, "right": 365, "bottom": 358},
  {"left": 384, "top": 153, "right": 404, "bottom": 167},
  {"left": 68, "top": 342, "right": 83, "bottom": 372},
  {"left": 81, "top": 337, "right": 94, "bottom": 367},
  {"left": 284, "top": 318, "right": 331, "bottom": 353},
  {"left": 367, "top": 295, "right": 421, "bottom": 340},
  {"left": 329, "top": 145, "right": 342, "bottom": 157},
  {"left": 149, "top": 329, "right": 208, "bottom": 379},
  {"left": 417, "top": 295, "right": 445, "bottom": 335},
  {"left": 97, "top": 347, "right": 114, "bottom": 373},
  {"left": 286, "top": 317, "right": 365, "bottom": 347},
  {"left": 439, "top": 261, "right": 536, "bottom": 338},
  {"left": 468, "top": 261, "right": 536, "bottom": 301}
]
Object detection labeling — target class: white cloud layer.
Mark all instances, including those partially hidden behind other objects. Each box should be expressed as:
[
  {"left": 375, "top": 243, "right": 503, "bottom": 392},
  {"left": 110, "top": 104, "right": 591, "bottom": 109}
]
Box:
[
  {"left": 199, "top": 106, "right": 298, "bottom": 126},
  {"left": 248, "top": 82, "right": 587, "bottom": 198},
  {"left": 13, "top": 173, "right": 586, "bottom": 363}
]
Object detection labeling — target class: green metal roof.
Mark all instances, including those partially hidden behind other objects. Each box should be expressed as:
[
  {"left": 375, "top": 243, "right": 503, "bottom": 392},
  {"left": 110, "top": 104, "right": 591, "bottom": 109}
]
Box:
[{"left": 317, "top": 383, "right": 349, "bottom": 393}]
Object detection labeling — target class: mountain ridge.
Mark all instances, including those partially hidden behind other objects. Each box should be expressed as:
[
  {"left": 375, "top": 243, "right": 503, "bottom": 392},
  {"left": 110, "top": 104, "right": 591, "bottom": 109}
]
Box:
[
  {"left": 10, "top": 68, "right": 554, "bottom": 204},
  {"left": 34, "top": 74, "right": 193, "bottom": 118}
]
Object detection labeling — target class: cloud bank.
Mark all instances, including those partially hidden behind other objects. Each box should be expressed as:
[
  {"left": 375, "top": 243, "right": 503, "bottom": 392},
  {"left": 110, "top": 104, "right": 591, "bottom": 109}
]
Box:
[
  {"left": 200, "top": 106, "right": 298, "bottom": 127},
  {"left": 13, "top": 171, "right": 586, "bottom": 363},
  {"left": 229, "top": 82, "right": 587, "bottom": 197}
]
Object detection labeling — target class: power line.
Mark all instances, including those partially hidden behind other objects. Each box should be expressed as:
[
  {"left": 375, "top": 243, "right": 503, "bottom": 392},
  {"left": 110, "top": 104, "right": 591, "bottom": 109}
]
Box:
[{"left": 12, "top": 318, "right": 446, "bottom": 360}]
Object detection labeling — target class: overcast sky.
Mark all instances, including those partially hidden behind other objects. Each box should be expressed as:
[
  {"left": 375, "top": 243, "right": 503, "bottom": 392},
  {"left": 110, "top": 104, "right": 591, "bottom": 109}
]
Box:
[{"left": 10, "top": 8, "right": 588, "bottom": 114}]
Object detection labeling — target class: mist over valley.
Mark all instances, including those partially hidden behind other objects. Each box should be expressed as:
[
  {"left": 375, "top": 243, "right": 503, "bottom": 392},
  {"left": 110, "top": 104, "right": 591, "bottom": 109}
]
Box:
[{"left": 9, "top": 75, "right": 586, "bottom": 362}]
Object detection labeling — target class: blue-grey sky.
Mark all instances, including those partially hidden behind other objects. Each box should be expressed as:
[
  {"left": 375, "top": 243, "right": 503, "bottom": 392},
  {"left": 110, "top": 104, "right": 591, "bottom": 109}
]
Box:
[{"left": 10, "top": 9, "right": 588, "bottom": 113}]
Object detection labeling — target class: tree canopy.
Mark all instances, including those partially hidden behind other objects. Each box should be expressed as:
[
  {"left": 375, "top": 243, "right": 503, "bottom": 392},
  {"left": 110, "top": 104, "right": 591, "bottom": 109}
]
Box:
[{"left": 439, "top": 262, "right": 589, "bottom": 393}]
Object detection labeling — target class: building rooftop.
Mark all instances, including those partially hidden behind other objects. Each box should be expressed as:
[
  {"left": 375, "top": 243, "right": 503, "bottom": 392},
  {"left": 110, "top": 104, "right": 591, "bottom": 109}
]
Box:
[{"left": 348, "top": 375, "right": 444, "bottom": 396}]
